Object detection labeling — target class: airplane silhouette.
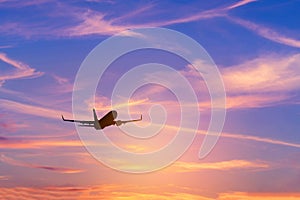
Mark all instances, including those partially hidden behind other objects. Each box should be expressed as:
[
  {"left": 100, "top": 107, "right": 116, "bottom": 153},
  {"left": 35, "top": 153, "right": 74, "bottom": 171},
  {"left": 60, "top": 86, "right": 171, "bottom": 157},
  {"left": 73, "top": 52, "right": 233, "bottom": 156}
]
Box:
[{"left": 62, "top": 109, "right": 142, "bottom": 130}]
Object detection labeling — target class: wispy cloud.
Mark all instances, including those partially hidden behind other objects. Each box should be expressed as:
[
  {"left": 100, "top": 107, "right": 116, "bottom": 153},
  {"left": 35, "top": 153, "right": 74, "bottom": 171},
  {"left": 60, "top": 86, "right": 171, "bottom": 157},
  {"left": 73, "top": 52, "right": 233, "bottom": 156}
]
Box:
[
  {"left": 64, "top": 9, "right": 127, "bottom": 37},
  {"left": 143, "top": 0, "right": 256, "bottom": 27},
  {"left": 221, "top": 131, "right": 300, "bottom": 148},
  {"left": 226, "top": 0, "right": 257, "bottom": 10},
  {"left": 0, "top": 0, "right": 256, "bottom": 38},
  {"left": 220, "top": 53, "right": 300, "bottom": 108},
  {"left": 0, "top": 154, "right": 84, "bottom": 173},
  {"left": 0, "top": 184, "right": 298, "bottom": 200},
  {"left": 0, "top": 137, "right": 83, "bottom": 149},
  {"left": 0, "top": 99, "right": 71, "bottom": 119},
  {"left": 0, "top": 45, "right": 13, "bottom": 49},
  {"left": 218, "top": 192, "right": 300, "bottom": 200},
  {"left": 0, "top": 0, "right": 54, "bottom": 8},
  {"left": 228, "top": 16, "right": 300, "bottom": 48},
  {"left": 153, "top": 123, "right": 300, "bottom": 149},
  {"left": 169, "top": 160, "right": 269, "bottom": 172},
  {"left": 0, "top": 184, "right": 213, "bottom": 200},
  {"left": 0, "top": 175, "right": 9, "bottom": 181},
  {"left": 202, "top": 52, "right": 300, "bottom": 109},
  {"left": 0, "top": 53, "right": 43, "bottom": 85}
]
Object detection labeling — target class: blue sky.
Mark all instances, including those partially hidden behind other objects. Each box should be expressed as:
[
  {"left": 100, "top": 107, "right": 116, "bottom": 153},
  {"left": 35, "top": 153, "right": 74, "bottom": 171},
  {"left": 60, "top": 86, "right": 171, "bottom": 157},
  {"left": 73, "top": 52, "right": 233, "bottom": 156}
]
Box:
[{"left": 1, "top": 0, "right": 300, "bottom": 199}]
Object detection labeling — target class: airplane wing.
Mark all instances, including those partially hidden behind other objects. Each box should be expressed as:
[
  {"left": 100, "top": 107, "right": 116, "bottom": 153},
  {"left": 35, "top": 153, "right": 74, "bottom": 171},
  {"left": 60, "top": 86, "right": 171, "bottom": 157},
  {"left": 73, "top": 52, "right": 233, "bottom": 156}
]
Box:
[
  {"left": 115, "top": 115, "right": 142, "bottom": 126},
  {"left": 61, "top": 115, "right": 94, "bottom": 125}
]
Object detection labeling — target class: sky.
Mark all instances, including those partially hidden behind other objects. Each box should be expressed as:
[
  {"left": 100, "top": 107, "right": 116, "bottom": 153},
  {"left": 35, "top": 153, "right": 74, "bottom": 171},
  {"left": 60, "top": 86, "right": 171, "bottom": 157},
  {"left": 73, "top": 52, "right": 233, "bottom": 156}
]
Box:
[{"left": 0, "top": 0, "right": 300, "bottom": 199}]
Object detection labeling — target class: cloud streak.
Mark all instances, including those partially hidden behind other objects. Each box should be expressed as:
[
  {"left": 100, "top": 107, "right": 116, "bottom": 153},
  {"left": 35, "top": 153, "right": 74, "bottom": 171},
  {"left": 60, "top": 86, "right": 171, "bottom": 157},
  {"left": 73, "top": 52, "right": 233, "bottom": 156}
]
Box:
[
  {"left": 0, "top": 0, "right": 257, "bottom": 38},
  {"left": 0, "top": 137, "right": 83, "bottom": 149},
  {"left": 154, "top": 123, "right": 300, "bottom": 149},
  {"left": 229, "top": 16, "right": 300, "bottom": 48},
  {"left": 169, "top": 160, "right": 269, "bottom": 172},
  {"left": 0, "top": 53, "right": 43, "bottom": 85},
  {"left": 0, "top": 154, "right": 84, "bottom": 174},
  {"left": 0, "top": 99, "right": 71, "bottom": 119},
  {"left": 0, "top": 184, "right": 299, "bottom": 200},
  {"left": 218, "top": 192, "right": 300, "bottom": 200}
]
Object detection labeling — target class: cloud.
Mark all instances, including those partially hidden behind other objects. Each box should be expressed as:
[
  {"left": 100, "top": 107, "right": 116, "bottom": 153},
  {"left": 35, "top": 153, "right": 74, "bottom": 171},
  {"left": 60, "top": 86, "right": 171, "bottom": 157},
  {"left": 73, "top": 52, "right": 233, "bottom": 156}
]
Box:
[
  {"left": 0, "top": 154, "right": 84, "bottom": 174},
  {"left": 221, "top": 131, "right": 300, "bottom": 148},
  {"left": 217, "top": 192, "right": 300, "bottom": 200},
  {"left": 228, "top": 16, "right": 300, "bottom": 48},
  {"left": 0, "top": 53, "right": 43, "bottom": 85},
  {"left": 0, "top": 175, "right": 9, "bottom": 181},
  {"left": 226, "top": 0, "right": 257, "bottom": 10},
  {"left": 0, "top": 45, "right": 13, "bottom": 49},
  {"left": 153, "top": 123, "right": 300, "bottom": 149},
  {"left": 220, "top": 53, "right": 300, "bottom": 108},
  {"left": 0, "top": 0, "right": 54, "bottom": 8},
  {"left": 0, "top": 184, "right": 299, "bottom": 200},
  {"left": 143, "top": 0, "right": 256, "bottom": 27},
  {"left": 0, "top": 137, "right": 83, "bottom": 149},
  {"left": 64, "top": 9, "right": 127, "bottom": 37},
  {"left": 0, "top": 184, "right": 213, "bottom": 200},
  {"left": 0, "top": 99, "right": 71, "bottom": 119},
  {"left": 169, "top": 160, "right": 269, "bottom": 172},
  {"left": 50, "top": 74, "right": 75, "bottom": 94},
  {"left": 0, "top": 0, "right": 256, "bottom": 38},
  {"left": 223, "top": 53, "right": 300, "bottom": 92}
]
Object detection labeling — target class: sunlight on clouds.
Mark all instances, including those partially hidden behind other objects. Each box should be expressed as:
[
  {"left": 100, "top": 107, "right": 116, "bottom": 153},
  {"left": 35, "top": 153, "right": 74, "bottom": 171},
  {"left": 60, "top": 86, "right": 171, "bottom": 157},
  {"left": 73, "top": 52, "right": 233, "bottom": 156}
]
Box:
[
  {"left": 225, "top": 94, "right": 290, "bottom": 109},
  {"left": 222, "top": 53, "right": 300, "bottom": 93},
  {"left": 65, "top": 10, "right": 127, "bottom": 36},
  {"left": 0, "top": 137, "right": 83, "bottom": 149},
  {"left": 169, "top": 160, "right": 269, "bottom": 172},
  {"left": 0, "top": 184, "right": 212, "bottom": 200},
  {"left": 0, "top": 154, "right": 84, "bottom": 174},
  {"left": 0, "top": 185, "right": 299, "bottom": 200},
  {"left": 218, "top": 192, "right": 300, "bottom": 200}
]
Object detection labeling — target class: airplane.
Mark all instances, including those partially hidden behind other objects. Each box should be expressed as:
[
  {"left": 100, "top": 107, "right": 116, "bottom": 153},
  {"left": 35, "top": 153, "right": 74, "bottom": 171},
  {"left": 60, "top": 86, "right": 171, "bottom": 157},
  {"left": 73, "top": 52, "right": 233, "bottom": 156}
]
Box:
[{"left": 62, "top": 109, "right": 142, "bottom": 130}]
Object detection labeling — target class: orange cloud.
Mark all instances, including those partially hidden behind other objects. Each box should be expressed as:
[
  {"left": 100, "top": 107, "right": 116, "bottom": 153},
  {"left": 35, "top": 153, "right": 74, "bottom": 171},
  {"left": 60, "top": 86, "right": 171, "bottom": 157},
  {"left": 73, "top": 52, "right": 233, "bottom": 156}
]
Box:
[
  {"left": 0, "top": 137, "right": 83, "bottom": 149},
  {"left": 0, "top": 184, "right": 213, "bottom": 200},
  {"left": 0, "top": 185, "right": 299, "bottom": 200},
  {"left": 218, "top": 192, "right": 300, "bottom": 200},
  {"left": 169, "top": 160, "right": 269, "bottom": 172},
  {"left": 0, "top": 154, "right": 84, "bottom": 174}
]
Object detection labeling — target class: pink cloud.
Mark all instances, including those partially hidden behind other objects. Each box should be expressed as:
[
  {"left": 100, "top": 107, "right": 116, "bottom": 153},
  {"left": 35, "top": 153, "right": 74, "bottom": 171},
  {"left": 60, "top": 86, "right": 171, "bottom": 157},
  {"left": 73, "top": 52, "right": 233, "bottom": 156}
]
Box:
[
  {"left": 229, "top": 16, "right": 300, "bottom": 48},
  {"left": 0, "top": 53, "right": 43, "bottom": 85},
  {"left": 0, "top": 154, "right": 84, "bottom": 174},
  {"left": 0, "top": 99, "right": 71, "bottom": 119},
  {"left": 0, "top": 0, "right": 257, "bottom": 38},
  {"left": 0, "top": 184, "right": 299, "bottom": 200},
  {"left": 219, "top": 53, "right": 300, "bottom": 107}
]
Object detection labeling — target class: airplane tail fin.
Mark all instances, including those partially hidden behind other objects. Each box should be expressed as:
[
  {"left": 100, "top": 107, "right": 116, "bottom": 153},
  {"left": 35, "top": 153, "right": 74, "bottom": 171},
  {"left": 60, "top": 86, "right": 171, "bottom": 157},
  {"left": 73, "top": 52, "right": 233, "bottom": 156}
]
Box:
[{"left": 93, "top": 109, "right": 101, "bottom": 130}]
